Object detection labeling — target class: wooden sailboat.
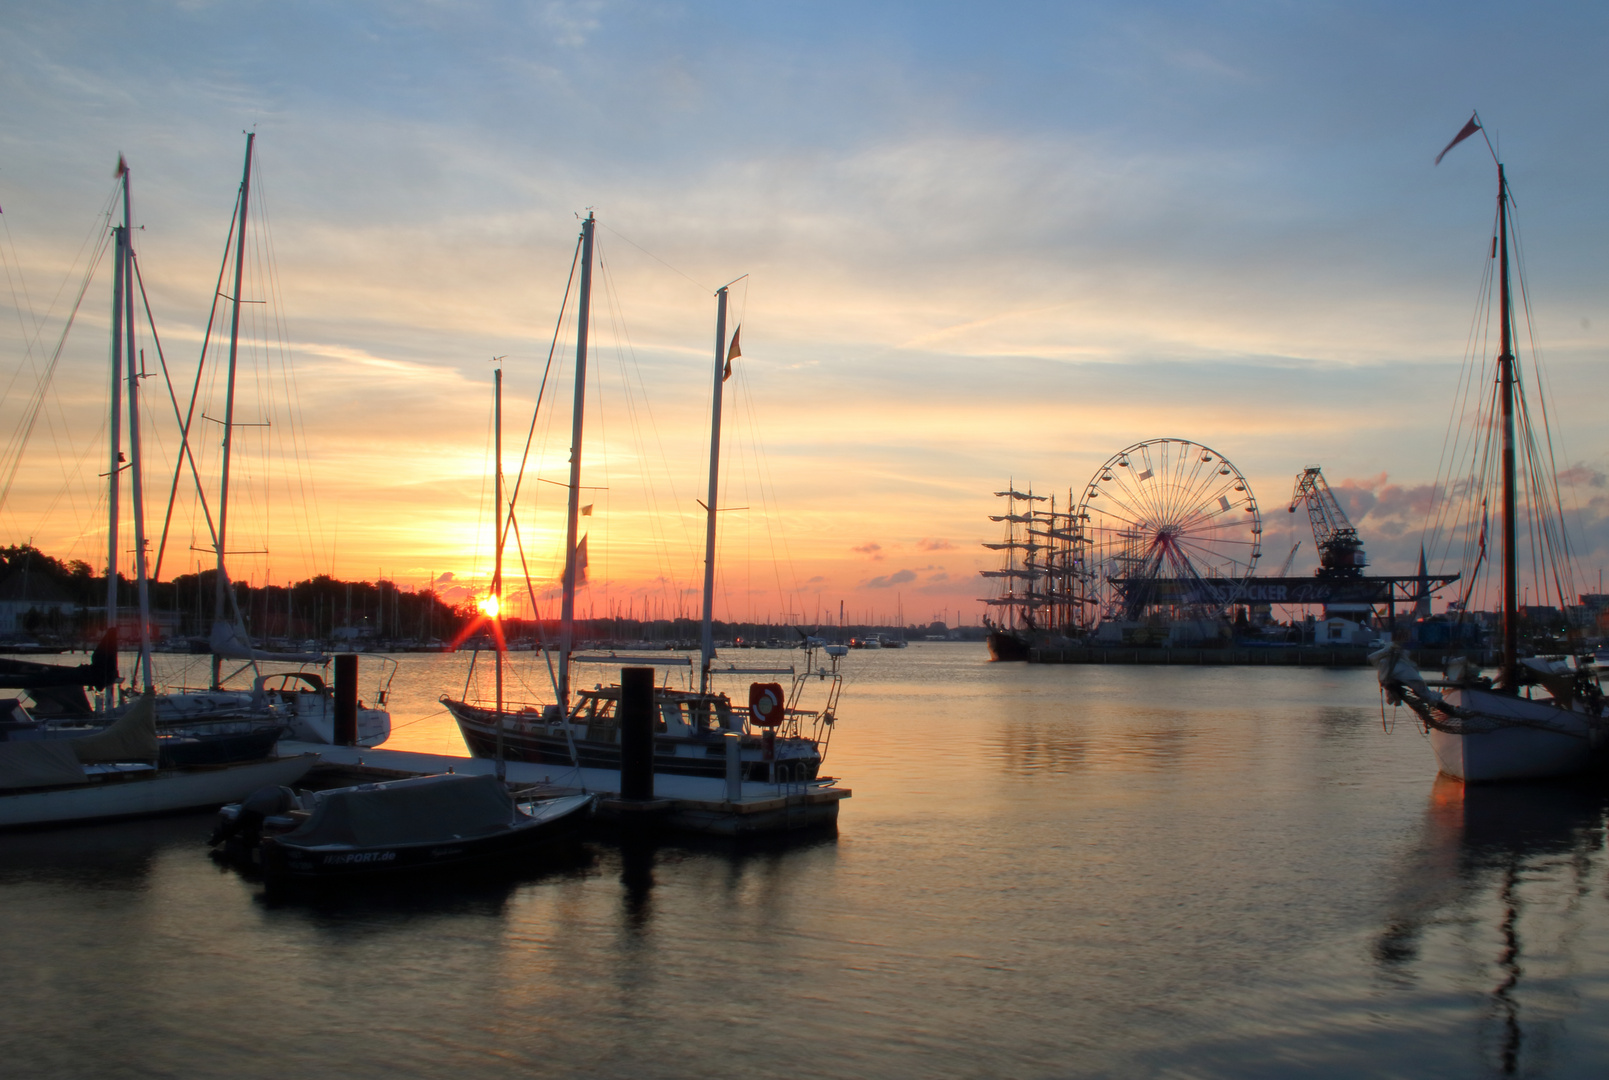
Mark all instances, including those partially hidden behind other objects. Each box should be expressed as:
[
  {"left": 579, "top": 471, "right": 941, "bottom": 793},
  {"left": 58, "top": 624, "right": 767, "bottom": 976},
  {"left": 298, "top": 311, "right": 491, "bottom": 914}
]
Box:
[
  {"left": 1374, "top": 120, "right": 1608, "bottom": 782},
  {"left": 444, "top": 218, "right": 841, "bottom": 786}
]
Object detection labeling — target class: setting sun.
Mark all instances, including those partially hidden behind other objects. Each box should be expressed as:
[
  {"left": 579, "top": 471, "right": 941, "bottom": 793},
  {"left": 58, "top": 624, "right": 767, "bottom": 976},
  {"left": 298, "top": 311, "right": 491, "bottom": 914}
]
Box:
[{"left": 478, "top": 594, "right": 501, "bottom": 619}]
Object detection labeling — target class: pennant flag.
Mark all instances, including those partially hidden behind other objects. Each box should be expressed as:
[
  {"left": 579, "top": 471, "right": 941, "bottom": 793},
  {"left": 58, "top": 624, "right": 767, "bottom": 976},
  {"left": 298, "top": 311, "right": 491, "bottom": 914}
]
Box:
[
  {"left": 723, "top": 325, "right": 741, "bottom": 382},
  {"left": 1477, "top": 498, "right": 1488, "bottom": 562},
  {"left": 575, "top": 534, "right": 589, "bottom": 586},
  {"left": 114, "top": 153, "right": 128, "bottom": 178},
  {"left": 580, "top": 503, "right": 593, "bottom": 517},
  {"left": 1434, "top": 115, "right": 1481, "bottom": 165}
]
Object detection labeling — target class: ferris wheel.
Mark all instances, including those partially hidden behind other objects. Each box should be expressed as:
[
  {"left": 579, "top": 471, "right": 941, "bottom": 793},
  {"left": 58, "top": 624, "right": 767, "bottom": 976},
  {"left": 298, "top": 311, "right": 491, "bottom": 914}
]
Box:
[{"left": 1075, "top": 438, "right": 1262, "bottom": 625}]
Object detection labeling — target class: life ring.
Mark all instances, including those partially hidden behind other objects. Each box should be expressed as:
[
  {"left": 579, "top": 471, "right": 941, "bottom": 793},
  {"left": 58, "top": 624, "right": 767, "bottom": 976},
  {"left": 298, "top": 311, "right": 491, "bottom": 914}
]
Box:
[{"left": 748, "top": 682, "right": 784, "bottom": 727}]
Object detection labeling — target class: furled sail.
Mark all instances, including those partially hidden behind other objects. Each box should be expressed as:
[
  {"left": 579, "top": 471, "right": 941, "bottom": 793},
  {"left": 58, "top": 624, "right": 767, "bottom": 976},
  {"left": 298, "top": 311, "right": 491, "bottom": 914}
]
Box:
[{"left": 209, "top": 620, "right": 326, "bottom": 665}]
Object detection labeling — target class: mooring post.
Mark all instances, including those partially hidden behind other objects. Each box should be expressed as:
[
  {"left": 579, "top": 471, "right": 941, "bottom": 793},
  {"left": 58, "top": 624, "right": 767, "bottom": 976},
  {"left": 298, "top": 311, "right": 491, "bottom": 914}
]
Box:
[
  {"left": 619, "top": 666, "right": 654, "bottom": 801},
  {"left": 334, "top": 653, "right": 358, "bottom": 747}
]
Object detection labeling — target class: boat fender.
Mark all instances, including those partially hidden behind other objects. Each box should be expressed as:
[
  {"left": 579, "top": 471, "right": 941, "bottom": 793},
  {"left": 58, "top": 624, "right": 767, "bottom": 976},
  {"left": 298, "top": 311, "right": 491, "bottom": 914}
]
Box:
[{"left": 762, "top": 729, "right": 776, "bottom": 762}]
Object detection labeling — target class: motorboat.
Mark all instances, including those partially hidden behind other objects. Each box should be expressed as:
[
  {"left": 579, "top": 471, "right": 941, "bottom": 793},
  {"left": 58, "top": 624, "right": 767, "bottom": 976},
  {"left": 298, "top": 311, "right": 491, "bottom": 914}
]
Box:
[{"left": 211, "top": 773, "right": 594, "bottom": 881}]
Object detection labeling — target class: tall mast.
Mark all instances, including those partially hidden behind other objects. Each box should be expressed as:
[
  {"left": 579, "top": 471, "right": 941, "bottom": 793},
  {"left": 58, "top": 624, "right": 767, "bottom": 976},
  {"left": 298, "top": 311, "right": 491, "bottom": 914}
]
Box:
[
  {"left": 493, "top": 366, "right": 505, "bottom": 779},
  {"left": 699, "top": 285, "right": 729, "bottom": 694},
  {"left": 121, "top": 172, "right": 155, "bottom": 692},
  {"left": 558, "top": 212, "right": 595, "bottom": 711},
  {"left": 1497, "top": 162, "right": 1518, "bottom": 689},
  {"left": 212, "top": 132, "right": 255, "bottom": 690},
  {"left": 106, "top": 176, "right": 126, "bottom": 644}
]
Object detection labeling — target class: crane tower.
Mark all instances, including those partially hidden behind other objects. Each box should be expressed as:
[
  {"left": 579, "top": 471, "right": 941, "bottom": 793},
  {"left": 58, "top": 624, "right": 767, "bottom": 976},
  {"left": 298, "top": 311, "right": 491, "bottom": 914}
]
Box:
[{"left": 1288, "top": 467, "right": 1367, "bottom": 579}]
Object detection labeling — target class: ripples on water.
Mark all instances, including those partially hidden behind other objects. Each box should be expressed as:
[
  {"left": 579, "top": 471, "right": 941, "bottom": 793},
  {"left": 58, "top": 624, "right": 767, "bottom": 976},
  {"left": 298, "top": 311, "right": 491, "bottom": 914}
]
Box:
[{"left": 4, "top": 645, "right": 1609, "bottom": 1077}]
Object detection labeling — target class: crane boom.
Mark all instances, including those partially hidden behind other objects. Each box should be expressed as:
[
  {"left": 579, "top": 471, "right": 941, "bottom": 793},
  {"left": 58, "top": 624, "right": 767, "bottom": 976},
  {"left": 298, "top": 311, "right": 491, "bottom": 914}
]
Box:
[{"left": 1288, "top": 467, "right": 1367, "bottom": 579}]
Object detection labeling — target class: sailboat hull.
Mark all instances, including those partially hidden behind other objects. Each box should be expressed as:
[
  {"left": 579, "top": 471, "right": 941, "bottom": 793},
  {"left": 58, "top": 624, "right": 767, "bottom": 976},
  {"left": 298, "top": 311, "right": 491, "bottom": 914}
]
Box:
[
  {"left": 1430, "top": 687, "right": 1599, "bottom": 782},
  {"left": 0, "top": 753, "right": 317, "bottom": 830},
  {"left": 444, "top": 699, "right": 822, "bottom": 782}
]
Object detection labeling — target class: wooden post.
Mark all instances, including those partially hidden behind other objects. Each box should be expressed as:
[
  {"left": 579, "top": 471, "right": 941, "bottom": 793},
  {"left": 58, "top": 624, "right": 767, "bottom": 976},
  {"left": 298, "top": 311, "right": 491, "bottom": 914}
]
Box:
[
  {"left": 334, "top": 653, "right": 358, "bottom": 746},
  {"left": 619, "top": 666, "right": 654, "bottom": 801}
]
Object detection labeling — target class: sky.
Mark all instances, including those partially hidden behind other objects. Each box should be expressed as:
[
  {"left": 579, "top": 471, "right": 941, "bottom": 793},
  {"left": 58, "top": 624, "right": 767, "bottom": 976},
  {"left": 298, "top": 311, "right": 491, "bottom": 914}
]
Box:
[{"left": 2, "top": 1, "right": 1607, "bottom": 626}]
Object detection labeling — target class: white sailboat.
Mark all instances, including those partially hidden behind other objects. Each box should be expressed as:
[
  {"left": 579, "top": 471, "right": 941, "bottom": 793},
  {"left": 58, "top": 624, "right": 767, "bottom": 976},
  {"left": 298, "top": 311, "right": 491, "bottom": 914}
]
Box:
[
  {"left": 0, "top": 157, "right": 314, "bottom": 829},
  {"left": 151, "top": 134, "right": 390, "bottom": 747},
  {"left": 444, "top": 217, "right": 842, "bottom": 789},
  {"left": 1374, "top": 117, "right": 1608, "bottom": 782}
]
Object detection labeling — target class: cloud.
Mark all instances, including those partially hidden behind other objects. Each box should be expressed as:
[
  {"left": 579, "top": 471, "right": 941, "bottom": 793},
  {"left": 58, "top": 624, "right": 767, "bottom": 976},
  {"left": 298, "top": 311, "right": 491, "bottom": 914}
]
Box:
[
  {"left": 865, "top": 568, "right": 917, "bottom": 588},
  {"left": 927, "top": 571, "right": 950, "bottom": 582},
  {"left": 917, "top": 538, "right": 954, "bottom": 551},
  {"left": 852, "top": 542, "right": 884, "bottom": 561}
]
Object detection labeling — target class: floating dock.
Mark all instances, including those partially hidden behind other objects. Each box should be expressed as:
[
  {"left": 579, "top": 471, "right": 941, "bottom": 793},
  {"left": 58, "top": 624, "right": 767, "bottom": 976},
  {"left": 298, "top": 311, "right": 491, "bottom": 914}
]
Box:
[{"left": 280, "top": 741, "right": 848, "bottom": 837}]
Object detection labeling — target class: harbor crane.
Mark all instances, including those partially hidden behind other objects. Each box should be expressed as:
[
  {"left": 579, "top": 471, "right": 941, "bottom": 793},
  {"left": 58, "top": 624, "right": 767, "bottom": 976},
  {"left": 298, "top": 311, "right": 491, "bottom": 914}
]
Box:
[{"left": 1288, "top": 467, "right": 1367, "bottom": 579}]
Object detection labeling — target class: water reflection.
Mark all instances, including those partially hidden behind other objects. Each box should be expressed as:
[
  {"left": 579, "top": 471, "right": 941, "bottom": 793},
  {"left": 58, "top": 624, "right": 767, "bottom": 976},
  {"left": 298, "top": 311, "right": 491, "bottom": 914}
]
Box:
[{"left": 1376, "top": 777, "right": 1609, "bottom": 1075}]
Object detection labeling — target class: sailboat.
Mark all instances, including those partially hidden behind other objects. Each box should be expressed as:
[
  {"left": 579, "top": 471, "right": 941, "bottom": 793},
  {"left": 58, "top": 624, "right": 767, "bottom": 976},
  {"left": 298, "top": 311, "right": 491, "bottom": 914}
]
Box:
[
  {"left": 0, "top": 156, "right": 314, "bottom": 828},
  {"left": 1373, "top": 118, "right": 1609, "bottom": 782},
  {"left": 444, "top": 215, "right": 842, "bottom": 784},
  {"left": 980, "top": 485, "right": 1044, "bottom": 660},
  {"left": 144, "top": 134, "right": 390, "bottom": 747}
]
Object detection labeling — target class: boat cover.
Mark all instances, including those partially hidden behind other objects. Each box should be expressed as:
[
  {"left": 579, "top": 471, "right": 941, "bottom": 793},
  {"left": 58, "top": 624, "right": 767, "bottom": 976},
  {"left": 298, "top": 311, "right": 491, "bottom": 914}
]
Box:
[
  {"left": 0, "top": 738, "right": 86, "bottom": 789},
  {"left": 72, "top": 694, "right": 159, "bottom": 764},
  {"left": 287, "top": 773, "right": 517, "bottom": 848}
]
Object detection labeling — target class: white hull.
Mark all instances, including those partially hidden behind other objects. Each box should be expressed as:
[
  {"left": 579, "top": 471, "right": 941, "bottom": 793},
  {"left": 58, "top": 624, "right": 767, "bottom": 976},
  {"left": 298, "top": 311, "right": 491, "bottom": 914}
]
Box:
[
  {"left": 280, "top": 695, "right": 390, "bottom": 747},
  {"left": 0, "top": 754, "right": 317, "bottom": 830},
  {"left": 1430, "top": 688, "right": 1598, "bottom": 782}
]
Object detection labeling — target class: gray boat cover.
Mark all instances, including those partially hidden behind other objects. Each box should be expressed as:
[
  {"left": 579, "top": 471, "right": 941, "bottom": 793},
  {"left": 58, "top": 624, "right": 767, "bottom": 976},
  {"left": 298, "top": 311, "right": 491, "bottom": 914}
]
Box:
[
  {"left": 286, "top": 773, "right": 517, "bottom": 848},
  {"left": 0, "top": 694, "right": 159, "bottom": 789},
  {"left": 72, "top": 694, "right": 158, "bottom": 764}
]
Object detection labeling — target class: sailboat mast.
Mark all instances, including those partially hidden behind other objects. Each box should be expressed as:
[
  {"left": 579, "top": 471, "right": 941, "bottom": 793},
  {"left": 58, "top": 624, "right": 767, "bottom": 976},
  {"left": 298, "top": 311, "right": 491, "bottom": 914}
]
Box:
[
  {"left": 1497, "top": 162, "right": 1518, "bottom": 688},
  {"left": 494, "top": 367, "right": 505, "bottom": 779},
  {"left": 699, "top": 285, "right": 729, "bottom": 695},
  {"left": 558, "top": 211, "right": 595, "bottom": 711},
  {"left": 212, "top": 132, "right": 255, "bottom": 690},
  {"left": 106, "top": 179, "right": 126, "bottom": 643},
  {"left": 120, "top": 173, "right": 155, "bottom": 692}
]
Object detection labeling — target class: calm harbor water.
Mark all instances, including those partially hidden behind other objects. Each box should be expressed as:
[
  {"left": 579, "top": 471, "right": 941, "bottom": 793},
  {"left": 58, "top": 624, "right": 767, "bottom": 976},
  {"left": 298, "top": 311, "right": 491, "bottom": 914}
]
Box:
[{"left": 5, "top": 643, "right": 1609, "bottom": 1078}]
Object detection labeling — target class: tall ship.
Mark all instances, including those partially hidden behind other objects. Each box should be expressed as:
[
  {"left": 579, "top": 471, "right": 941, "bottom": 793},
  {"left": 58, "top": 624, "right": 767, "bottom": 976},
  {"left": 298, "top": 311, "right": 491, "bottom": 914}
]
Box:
[{"left": 979, "top": 485, "right": 1084, "bottom": 660}]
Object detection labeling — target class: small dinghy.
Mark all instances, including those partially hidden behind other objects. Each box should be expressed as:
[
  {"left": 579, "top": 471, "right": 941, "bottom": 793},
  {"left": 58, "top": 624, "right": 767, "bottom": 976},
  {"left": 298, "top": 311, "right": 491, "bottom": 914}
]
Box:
[{"left": 212, "top": 772, "right": 593, "bottom": 881}]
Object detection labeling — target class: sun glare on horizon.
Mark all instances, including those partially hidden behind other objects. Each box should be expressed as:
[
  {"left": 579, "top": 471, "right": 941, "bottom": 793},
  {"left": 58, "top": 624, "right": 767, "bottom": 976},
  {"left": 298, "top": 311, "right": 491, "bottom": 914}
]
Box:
[{"left": 478, "top": 594, "right": 501, "bottom": 619}]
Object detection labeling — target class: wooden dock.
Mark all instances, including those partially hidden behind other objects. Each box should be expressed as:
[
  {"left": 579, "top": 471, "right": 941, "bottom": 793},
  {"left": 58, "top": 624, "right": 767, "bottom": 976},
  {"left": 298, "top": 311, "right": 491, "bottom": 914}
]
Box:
[{"left": 279, "top": 741, "right": 848, "bottom": 837}]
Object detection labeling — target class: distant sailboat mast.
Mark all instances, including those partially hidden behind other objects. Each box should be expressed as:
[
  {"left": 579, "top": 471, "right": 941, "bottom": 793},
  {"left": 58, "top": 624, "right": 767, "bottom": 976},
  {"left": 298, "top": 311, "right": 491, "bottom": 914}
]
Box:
[{"left": 212, "top": 132, "right": 255, "bottom": 691}]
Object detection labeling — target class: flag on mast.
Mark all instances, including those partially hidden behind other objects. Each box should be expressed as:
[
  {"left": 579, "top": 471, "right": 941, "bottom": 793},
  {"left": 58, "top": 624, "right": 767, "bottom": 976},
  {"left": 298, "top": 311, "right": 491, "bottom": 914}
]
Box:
[
  {"left": 575, "top": 534, "right": 589, "bottom": 586},
  {"left": 723, "top": 325, "right": 742, "bottom": 382},
  {"left": 1434, "top": 115, "right": 1482, "bottom": 165}
]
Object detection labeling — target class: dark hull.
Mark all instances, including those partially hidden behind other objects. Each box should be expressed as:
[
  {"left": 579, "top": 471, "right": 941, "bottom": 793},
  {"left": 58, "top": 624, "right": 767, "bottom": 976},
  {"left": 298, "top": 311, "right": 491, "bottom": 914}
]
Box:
[
  {"left": 259, "top": 799, "right": 592, "bottom": 881},
  {"left": 159, "top": 727, "right": 283, "bottom": 767},
  {"left": 987, "top": 629, "right": 1033, "bottom": 662},
  {"left": 447, "top": 702, "right": 821, "bottom": 782}
]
